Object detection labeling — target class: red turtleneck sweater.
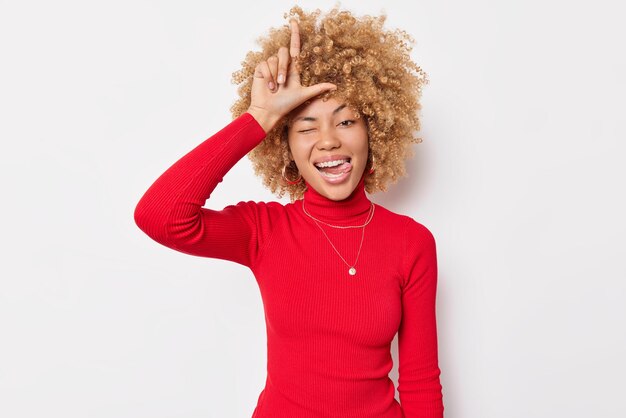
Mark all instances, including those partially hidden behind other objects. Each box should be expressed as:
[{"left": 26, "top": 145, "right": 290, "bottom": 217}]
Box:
[{"left": 134, "top": 112, "right": 444, "bottom": 418}]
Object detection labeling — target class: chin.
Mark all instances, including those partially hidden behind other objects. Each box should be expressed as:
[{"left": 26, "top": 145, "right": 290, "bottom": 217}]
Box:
[
  {"left": 307, "top": 166, "right": 364, "bottom": 201},
  {"left": 321, "top": 186, "right": 353, "bottom": 201}
]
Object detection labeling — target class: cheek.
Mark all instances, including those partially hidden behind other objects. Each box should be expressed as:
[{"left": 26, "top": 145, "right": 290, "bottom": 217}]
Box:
[
  {"left": 353, "top": 131, "right": 370, "bottom": 161},
  {"left": 287, "top": 142, "right": 310, "bottom": 166}
]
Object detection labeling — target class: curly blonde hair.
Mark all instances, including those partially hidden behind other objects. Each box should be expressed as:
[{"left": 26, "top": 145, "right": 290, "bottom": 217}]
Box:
[{"left": 230, "top": 5, "right": 429, "bottom": 202}]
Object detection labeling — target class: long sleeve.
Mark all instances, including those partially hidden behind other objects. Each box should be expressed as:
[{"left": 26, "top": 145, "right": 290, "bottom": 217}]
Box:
[
  {"left": 133, "top": 112, "right": 282, "bottom": 269},
  {"left": 397, "top": 218, "right": 444, "bottom": 417}
]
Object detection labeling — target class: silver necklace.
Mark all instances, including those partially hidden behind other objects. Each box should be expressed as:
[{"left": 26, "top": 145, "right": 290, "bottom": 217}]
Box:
[{"left": 301, "top": 198, "right": 375, "bottom": 275}]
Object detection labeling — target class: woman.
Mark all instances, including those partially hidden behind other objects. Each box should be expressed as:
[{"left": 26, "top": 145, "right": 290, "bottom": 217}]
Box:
[{"left": 134, "top": 5, "right": 443, "bottom": 418}]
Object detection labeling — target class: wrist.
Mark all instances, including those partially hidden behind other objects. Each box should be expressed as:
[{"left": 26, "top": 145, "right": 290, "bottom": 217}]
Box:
[{"left": 246, "top": 106, "right": 281, "bottom": 134}]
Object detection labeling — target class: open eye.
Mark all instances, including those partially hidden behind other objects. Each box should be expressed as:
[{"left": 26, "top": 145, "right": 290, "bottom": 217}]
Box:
[{"left": 340, "top": 120, "right": 355, "bottom": 126}]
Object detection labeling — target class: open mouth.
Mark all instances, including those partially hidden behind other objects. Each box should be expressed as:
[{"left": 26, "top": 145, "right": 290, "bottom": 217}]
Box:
[{"left": 314, "top": 158, "right": 353, "bottom": 181}]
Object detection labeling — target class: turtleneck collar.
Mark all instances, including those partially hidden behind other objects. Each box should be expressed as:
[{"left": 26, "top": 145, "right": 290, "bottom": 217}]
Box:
[{"left": 300, "top": 172, "right": 372, "bottom": 223}]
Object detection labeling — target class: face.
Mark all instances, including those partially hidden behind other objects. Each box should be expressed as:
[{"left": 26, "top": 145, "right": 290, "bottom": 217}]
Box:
[{"left": 287, "top": 97, "right": 369, "bottom": 201}]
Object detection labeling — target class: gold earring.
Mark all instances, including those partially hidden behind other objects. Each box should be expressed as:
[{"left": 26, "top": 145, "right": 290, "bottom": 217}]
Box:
[{"left": 281, "top": 161, "right": 302, "bottom": 184}]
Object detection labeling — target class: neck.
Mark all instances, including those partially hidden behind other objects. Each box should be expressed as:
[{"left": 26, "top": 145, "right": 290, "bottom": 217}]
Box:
[{"left": 301, "top": 172, "right": 372, "bottom": 223}]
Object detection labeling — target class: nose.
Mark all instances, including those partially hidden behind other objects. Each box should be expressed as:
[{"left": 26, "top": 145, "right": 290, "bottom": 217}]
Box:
[{"left": 315, "top": 124, "right": 342, "bottom": 150}]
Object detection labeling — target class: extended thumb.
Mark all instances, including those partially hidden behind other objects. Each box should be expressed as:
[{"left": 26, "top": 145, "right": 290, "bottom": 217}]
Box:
[{"left": 304, "top": 83, "right": 337, "bottom": 99}]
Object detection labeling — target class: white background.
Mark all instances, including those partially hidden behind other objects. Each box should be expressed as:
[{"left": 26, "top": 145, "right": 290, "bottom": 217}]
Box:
[{"left": 1, "top": 1, "right": 624, "bottom": 417}]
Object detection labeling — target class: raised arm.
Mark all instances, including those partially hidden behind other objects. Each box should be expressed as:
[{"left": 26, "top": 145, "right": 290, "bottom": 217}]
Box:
[
  {"left": 134, "top": 19, "right": 337, "bottom": 269},
  {"left": 133, "top": 113, "right": 279, "bottom": 268},
  {"left": 397, "top": 218, "right": 445, "bottom": 417}
]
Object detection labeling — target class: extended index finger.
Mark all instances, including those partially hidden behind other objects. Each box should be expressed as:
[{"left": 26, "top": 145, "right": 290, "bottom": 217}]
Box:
[{"left": 289, "top": 19, "right": 300, "bottom": 59}]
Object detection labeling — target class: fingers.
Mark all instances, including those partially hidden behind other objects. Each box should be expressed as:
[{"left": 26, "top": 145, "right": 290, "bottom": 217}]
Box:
[
  {"left": 267, "top": 55, "right": 278, "bottom": 91},
  {"left": 289, "top": 19, "right": 301, "bottom": 59},
  {"left": 253, "top": 19, "right": 301, "bottom": 94},
  {"left": 255, "top": 47, "right": 289, "bottom": 94},
  {"left": 255, "top": 61, "right": 276, "bottom": 91},
  {"left": 276, "top": 46, "right": 289, "bottom": 85}
]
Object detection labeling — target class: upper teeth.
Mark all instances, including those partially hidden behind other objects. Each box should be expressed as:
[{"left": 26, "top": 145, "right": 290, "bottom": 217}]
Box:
[{"left": 315, "top": 159, "right": 347, "bottom": 168}]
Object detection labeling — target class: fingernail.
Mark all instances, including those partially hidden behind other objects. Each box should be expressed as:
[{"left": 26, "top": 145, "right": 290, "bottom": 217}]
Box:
[
  {"left": 268, "top": 81, "right": 275, "bottom": 90},
  {"left": 277, "top": 74, "right": 284, "bottom": 83}
]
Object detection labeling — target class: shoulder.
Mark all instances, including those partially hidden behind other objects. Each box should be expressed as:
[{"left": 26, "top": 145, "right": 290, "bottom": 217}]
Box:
[
  {"left": 394, "top": 213, "right": 437, "bottom": 266},
  {"left": 373, "top": 203, "right": 436, "bottom": 243},
  {"left": 403, "top": 216, "right": 436, "bottom": 246},
  {"left": 398, "top": 216, "right": 438, "bottom": 289}
]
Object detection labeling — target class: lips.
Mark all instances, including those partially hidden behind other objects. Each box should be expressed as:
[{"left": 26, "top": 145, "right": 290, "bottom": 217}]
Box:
[
  {"left": 314, "top": 159, "right": 353, "bottom": 177},
  {"left": 312, "top": 154, "right": 352, "bottom": 164},
  {"left": 317, "top": 162, "right": 353, "bottom": 184}
]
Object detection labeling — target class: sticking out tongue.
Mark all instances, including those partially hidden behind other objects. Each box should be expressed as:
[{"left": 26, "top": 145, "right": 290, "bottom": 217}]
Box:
[{"left": 318, "top": 161, "right": 352, "bottom": 175}]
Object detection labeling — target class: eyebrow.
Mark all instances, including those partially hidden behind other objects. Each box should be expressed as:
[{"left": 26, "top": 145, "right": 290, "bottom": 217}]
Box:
[{"left": 291, "top": 104, "right": 348, "bottom": 123}]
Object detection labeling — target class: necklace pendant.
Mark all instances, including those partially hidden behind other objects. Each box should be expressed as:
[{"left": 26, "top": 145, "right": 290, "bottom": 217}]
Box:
[{"left": 348, "top": 267, "right": 356, "bottom": 275}]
